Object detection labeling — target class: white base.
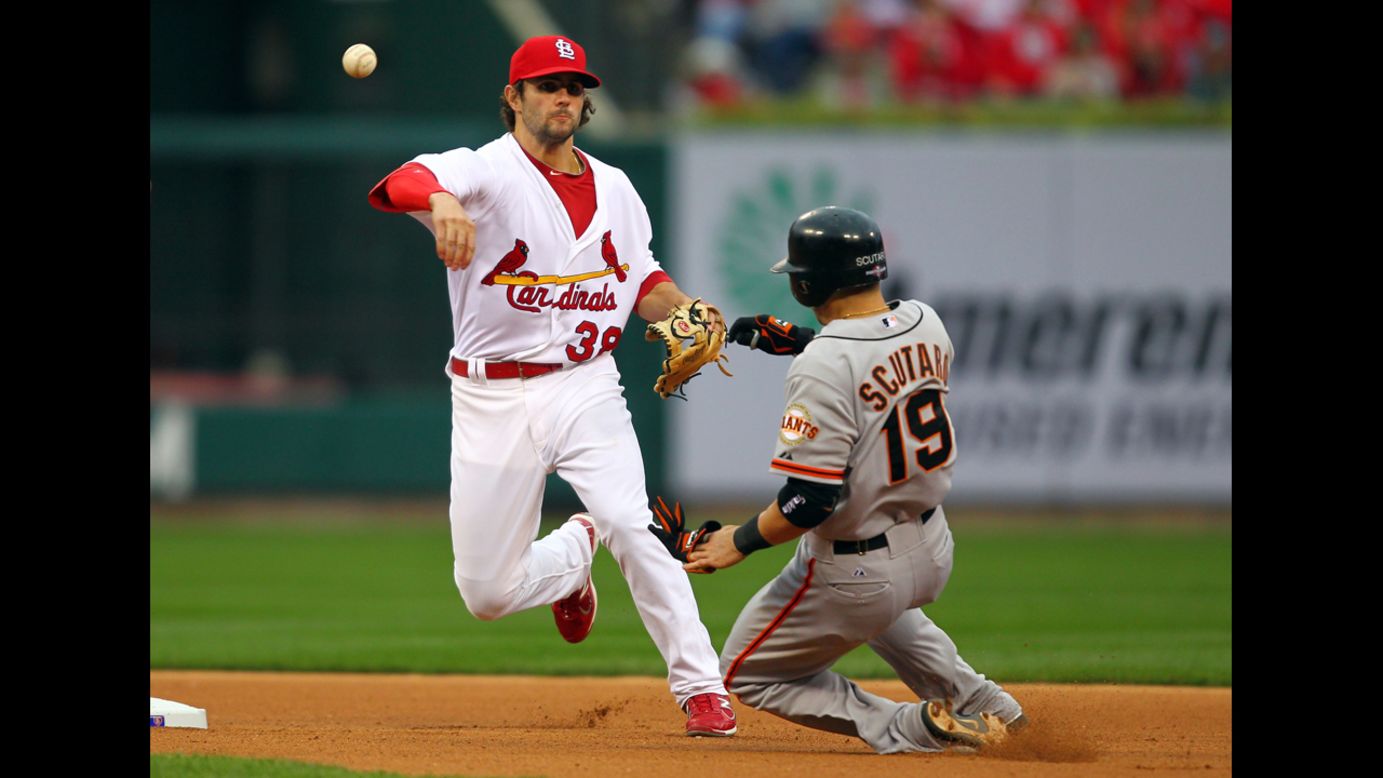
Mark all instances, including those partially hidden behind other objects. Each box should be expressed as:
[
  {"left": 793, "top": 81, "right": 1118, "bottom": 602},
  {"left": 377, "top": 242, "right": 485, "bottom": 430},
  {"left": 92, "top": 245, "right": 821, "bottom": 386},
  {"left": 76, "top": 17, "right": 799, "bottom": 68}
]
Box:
[{"left": 150, "top": 697, "right": 207, "bottom": 729}]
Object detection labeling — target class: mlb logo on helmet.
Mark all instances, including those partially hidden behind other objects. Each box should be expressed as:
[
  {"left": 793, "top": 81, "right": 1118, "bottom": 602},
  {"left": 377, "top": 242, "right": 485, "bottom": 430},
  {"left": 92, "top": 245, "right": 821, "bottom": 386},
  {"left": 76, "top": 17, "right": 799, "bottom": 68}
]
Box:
[{"left": 509, "top": 35, "right": 601, "bottom": 87}]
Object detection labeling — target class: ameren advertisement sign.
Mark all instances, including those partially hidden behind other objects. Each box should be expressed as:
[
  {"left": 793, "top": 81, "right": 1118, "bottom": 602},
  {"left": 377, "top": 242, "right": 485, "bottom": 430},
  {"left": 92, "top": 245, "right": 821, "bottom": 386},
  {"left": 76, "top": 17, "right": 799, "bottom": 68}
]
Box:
[{"left": 670, "top": 133, "right": 1230, "bottom": 504}]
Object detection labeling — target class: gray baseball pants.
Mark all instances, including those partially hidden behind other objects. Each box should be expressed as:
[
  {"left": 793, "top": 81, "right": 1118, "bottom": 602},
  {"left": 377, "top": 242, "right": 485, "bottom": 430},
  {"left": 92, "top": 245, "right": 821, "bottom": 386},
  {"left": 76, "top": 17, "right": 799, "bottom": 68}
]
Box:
[{"left": 718, "top": 507, "right": 1020, "bottom": 754}]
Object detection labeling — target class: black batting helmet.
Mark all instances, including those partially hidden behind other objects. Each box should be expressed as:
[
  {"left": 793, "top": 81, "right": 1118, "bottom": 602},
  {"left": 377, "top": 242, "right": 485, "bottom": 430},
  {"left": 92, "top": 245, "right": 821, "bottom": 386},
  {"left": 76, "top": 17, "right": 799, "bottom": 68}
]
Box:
[{"left": 771, "top": 206, "right": 888, "bottom": 308}]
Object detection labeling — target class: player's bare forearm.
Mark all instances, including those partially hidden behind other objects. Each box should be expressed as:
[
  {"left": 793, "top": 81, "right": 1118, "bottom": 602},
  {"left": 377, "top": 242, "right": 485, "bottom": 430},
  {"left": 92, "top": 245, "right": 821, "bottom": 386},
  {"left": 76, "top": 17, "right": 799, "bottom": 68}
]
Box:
[
  {"left": 684, "top": 501, "right": 806, "bottom": 573},
  {"left": 683, "top": 525, "right": 743, "bottom": 572},
  {"left": 636, "top": 281, "right": 693, "bottom": 321},
  {"left": 755, "top": 501, "right": 809, "bottom": 545},
  {"left": 638, "top": 282, "right": 726, "bottom": 335},
  {"left": 429, "top": 192, "right": 476, "bottom": 271}
]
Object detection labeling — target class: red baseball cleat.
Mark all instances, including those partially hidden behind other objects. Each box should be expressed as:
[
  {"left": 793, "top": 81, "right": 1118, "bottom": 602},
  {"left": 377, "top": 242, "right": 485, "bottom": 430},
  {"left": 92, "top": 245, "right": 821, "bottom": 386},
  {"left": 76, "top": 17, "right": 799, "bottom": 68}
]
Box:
[
  {"left": 684, "top": 693, "right": 737, "bottom": 737},
  {"left": 552, "top": 514, "right": 598, "bottom": 644}
]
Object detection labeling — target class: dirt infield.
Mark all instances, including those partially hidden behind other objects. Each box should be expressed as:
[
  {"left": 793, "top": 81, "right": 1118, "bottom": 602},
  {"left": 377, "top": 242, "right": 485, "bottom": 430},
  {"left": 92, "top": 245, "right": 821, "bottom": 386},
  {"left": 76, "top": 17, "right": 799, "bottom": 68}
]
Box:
[{"left": 150, "top": 671, "right": 1230, "bottom": 777}]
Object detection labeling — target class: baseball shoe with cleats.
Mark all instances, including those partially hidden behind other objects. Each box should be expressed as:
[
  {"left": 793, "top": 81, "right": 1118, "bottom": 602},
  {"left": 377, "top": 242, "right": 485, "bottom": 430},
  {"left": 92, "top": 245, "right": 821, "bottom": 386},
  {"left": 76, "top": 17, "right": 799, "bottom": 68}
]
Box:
[
  {"left": 551, "top": 514, "right": 598, "bottom": 644},
  {"left": 920, "top": 699, "right": 1009, "bottom": 750},
  {"left": 684, "top": 693, "right": 737, "bottom": 737},
  {"left": 966, "top": 687, "right": 1023, "bottom": 725}
]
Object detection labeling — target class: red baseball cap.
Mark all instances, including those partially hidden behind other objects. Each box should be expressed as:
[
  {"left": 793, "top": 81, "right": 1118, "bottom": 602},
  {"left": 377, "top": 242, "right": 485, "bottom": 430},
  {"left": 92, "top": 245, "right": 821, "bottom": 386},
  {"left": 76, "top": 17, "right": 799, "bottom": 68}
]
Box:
[{"left": 509, "top": 35, "right": 601, "bottom": 88}]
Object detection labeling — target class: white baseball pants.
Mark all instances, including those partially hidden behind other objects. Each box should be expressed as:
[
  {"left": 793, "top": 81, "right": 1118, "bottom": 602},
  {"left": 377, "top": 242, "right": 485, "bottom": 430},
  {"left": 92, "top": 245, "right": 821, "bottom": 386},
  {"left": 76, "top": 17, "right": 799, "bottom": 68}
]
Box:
[{"left": 446, "top": 352, "right": 726, "bottom": 706}]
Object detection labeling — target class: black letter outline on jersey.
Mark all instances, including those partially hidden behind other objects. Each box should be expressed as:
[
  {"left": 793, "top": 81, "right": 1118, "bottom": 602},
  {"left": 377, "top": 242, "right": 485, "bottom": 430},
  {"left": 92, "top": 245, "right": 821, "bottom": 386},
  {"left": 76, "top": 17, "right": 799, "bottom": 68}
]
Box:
[{"left": 880, "top": 388, "right": 956, "bottom": 485}]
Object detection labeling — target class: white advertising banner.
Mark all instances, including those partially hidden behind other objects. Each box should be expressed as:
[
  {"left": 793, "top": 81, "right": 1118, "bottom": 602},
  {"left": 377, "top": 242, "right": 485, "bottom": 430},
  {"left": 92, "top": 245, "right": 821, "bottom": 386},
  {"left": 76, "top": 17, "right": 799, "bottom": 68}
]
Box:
[{"left": 669, "top": 132, "right": 1230, "bottom": 504}]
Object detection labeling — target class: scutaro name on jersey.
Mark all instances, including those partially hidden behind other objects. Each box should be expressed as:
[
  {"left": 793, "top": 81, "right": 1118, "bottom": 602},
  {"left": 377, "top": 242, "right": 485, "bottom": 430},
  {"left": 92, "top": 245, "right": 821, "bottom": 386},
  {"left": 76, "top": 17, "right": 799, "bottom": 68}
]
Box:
[{"left": 858, "top": 341, "right": 952, "bottom": 412}]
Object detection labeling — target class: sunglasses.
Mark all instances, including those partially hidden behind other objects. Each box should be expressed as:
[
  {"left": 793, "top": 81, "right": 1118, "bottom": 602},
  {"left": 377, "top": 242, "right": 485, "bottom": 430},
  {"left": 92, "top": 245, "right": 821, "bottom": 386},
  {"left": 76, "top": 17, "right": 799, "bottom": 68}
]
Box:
[{"left": 531, "top": 79, "right": 586, "bottom": 96}]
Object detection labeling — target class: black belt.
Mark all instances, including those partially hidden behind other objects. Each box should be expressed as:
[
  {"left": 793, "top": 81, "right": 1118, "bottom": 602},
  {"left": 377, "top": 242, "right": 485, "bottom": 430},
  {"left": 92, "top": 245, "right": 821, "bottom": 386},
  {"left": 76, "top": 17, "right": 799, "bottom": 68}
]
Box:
[{"left": 832, "top": 507, "right": 936, "bottom": 555}]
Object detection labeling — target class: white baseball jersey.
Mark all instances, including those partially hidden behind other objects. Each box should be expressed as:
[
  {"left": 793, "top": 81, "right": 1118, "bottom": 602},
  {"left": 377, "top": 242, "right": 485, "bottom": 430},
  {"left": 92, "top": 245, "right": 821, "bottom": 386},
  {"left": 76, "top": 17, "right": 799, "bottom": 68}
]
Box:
[
  {"left": 382, "top": 131, "right": 728, "bottom": 709},
  {"left": 769, "top": 299, "right": 956, "bottom": 540},
  {"left": 408, "top": 133, "right": 663, "bottom": 366}
]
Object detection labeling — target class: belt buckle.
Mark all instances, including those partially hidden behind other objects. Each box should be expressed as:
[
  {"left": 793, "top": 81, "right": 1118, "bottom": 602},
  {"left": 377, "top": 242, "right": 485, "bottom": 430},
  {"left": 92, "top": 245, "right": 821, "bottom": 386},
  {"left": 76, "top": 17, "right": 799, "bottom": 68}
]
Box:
[{"left": 854, "top": 540, "right": 867, "bottom": 556}]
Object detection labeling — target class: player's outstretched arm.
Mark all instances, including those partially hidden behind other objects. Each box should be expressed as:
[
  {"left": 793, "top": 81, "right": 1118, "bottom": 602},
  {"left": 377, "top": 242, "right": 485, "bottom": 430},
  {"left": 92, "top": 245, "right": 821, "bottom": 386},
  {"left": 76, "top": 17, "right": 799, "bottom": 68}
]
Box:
[
  {"left": 428, "top": 192, "right": 477, "bottom": 271},
  {"left": 684, "top": 501, "right": 807, "bottom": 573},
  {"left": 368, "top": 162, "right": 475, "bottom": 270},
  {"left": 637, "top": 281, "right": 726, "bottom": 336},
  {"left": 727, "top": 314, "right": 815, "bottom": 356}
]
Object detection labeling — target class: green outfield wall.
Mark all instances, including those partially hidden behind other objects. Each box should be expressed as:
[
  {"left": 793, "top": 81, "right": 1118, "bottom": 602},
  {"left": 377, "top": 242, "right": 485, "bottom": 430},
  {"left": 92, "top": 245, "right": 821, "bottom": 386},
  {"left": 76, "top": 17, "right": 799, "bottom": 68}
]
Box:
[
  {"left": 151, "top": 124, "right": 670, "bottom": 502},
  {"left": 149, "top": 2, "right": 1228, "bottom": 503},
  {"left": 149, "top": 389, "right": 653, "bottom": 505}
]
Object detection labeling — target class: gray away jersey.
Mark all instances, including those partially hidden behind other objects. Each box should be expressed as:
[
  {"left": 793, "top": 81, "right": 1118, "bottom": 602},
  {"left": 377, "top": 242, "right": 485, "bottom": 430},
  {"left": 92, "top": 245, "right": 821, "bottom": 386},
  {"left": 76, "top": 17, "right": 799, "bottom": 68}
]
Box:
[{"left": 769, "top": 300, "right": 956, "bottom": 541}]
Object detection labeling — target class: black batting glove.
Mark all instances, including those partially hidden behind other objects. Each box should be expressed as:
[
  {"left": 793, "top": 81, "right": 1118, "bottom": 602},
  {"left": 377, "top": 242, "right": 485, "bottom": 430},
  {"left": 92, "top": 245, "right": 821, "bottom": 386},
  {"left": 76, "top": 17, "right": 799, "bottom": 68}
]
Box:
[
  {"left": 727, "top": 314, "right": 815, "bottom": 356},
  {"left": 647, "top": 496, "right": 721, "bottom": 571}
]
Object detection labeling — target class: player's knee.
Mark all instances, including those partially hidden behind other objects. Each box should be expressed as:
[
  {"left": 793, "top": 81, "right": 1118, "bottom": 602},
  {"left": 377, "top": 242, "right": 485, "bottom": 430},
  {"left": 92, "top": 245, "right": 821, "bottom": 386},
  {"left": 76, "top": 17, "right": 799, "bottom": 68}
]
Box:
[
  {"left": 724, "top": 678, "right": 770, "bottom": 708},
  {"left": 453, "top": 576, "right": 511, "bottom": 621}
]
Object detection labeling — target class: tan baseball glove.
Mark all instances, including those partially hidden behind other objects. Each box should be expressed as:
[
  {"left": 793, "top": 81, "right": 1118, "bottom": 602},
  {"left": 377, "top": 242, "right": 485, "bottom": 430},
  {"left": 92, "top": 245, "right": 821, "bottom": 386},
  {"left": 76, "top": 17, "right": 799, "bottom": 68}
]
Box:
[{"left": 645, "top": 299, "right": 733, "bottom": 399}]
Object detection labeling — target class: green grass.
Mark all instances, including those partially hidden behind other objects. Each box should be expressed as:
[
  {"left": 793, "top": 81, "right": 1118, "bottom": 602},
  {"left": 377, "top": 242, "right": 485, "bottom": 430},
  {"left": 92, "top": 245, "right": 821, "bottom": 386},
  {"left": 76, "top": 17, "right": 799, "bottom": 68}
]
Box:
[
  {"left": 150, "top": 754, "right": 523, "bottom": 778},
  {"left": 150, "top": 508, "right": 1229, "bottom": 684}
]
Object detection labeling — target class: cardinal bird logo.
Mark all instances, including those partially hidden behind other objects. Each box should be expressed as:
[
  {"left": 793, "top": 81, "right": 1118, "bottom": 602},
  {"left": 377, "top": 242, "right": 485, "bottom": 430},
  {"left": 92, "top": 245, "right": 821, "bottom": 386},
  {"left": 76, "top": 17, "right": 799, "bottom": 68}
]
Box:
[
  {"left": 481, "top": 239, "right": 530, "bottom": 286},
  {"left": 600, "top": 231, "right": 628, "bottom": 283}
]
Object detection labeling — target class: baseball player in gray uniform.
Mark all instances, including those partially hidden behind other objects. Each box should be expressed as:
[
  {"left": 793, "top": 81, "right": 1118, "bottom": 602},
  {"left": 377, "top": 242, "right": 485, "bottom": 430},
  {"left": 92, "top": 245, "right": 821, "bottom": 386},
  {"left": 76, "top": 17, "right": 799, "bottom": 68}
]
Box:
[{"left": 675, "top": 206, "right": 1026, "bottom": 754}]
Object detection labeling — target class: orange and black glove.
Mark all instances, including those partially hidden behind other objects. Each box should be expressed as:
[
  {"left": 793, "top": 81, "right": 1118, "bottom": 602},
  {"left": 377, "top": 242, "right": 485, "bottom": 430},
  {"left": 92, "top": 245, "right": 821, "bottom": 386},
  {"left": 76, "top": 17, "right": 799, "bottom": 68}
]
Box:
[
  {"left": 727, "top": 314, "right": 815, "bottom": 356},
  {"left": 647, "top": 496, "right": 721, "bottom": 570}
]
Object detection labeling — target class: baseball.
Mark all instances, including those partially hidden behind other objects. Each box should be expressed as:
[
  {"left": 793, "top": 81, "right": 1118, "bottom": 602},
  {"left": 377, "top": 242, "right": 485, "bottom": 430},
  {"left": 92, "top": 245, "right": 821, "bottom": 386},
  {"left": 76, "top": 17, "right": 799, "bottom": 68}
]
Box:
[{"left": 342, "top": 43, "right": 377, "bottom": 79}]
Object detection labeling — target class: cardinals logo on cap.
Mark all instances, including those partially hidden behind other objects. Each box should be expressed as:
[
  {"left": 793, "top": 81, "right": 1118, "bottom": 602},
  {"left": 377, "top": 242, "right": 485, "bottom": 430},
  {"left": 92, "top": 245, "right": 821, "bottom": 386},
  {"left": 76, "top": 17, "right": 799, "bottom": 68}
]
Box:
[{"left": 510, "top": 35, "right": 601, "bottom": 87}]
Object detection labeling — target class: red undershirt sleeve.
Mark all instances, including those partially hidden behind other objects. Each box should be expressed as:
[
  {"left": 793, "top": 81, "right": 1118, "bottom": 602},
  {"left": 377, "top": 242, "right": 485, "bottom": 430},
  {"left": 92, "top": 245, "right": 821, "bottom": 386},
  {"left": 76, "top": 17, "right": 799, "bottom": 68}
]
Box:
[
  {"left": 636, "top": 270, "right": 674, "bottom": 308},
  {"left": 367, "top": 162, "right": 446, "bottom": 213}
]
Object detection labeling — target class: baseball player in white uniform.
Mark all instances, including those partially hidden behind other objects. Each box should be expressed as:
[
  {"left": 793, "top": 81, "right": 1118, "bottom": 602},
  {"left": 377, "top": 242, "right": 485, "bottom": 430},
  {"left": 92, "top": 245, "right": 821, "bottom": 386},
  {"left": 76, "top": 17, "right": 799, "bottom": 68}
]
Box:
[
  {"left": 679, "top": 207, "right": 1026, "bottom": 753},
  {"left": 366, "top": 35, "right": 736, "bottom": 736}
]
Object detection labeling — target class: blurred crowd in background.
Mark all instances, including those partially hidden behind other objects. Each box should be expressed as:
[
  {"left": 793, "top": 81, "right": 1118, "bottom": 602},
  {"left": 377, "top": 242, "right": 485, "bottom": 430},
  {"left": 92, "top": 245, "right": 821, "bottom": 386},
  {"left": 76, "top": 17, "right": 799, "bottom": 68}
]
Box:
[{"left": 681, "top": 0, "right": 1231, "bottom": 109}]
